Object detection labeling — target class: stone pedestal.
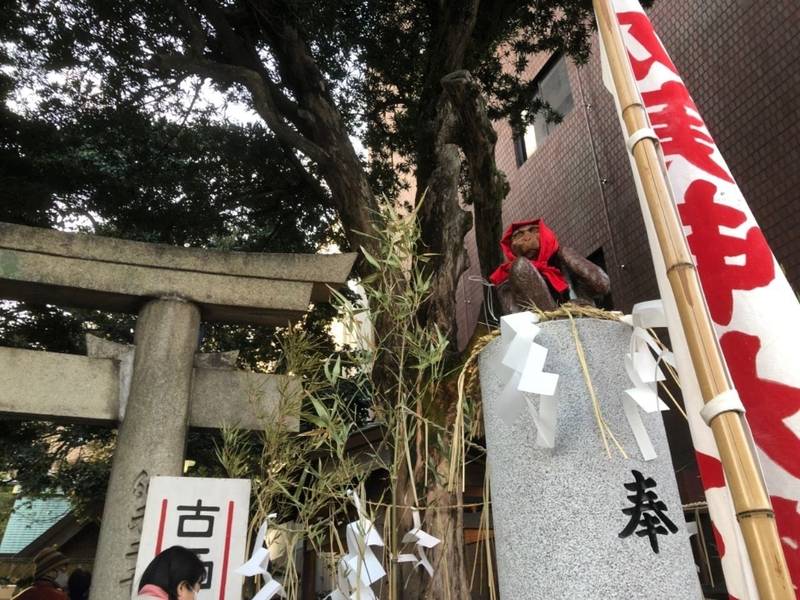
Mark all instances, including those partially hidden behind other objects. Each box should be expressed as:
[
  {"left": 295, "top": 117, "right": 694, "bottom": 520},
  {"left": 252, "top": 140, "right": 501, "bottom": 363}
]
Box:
[
  {"left": 479, "top": 318, "right": 701, "bottom": 599},
  {"left": 90, "top": 299, "right": 201, "bottom": 600}
]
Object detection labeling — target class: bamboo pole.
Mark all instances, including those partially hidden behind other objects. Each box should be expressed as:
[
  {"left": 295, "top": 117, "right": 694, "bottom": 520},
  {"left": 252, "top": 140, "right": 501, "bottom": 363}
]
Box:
[{"left": 592, "top": 1, "right": 794, "bottom": 597}]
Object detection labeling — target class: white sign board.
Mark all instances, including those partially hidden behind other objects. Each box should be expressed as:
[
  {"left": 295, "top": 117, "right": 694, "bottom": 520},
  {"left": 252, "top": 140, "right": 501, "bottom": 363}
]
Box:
[{"left": 132, "top": 477, "right": 251, "bottom": 600}]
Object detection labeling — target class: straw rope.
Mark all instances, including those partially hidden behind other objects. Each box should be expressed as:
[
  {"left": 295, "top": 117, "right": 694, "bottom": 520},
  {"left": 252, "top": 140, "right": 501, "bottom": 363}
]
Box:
[
  {"left": 366, "top": 499, "right": 490, "bottom": 511},
  {"left": 528, "top": 302, "right": 624, "bottom": 323},
  {"left": 565, "top": 310, "right": 628, "bottom": 459}
]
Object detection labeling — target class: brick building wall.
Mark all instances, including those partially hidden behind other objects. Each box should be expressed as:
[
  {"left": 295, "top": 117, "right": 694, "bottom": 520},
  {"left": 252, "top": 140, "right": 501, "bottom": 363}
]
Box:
[{"left": 456, "top": 0, "right": 800, "bottom": 350}]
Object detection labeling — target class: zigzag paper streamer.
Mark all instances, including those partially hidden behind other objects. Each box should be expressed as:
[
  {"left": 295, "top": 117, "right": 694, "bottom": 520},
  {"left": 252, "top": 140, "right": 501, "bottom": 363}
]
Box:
[
  {"left": 327, "top": 490, "right": 386, "bottom": 600},
  {"left": 235, "top": 513, "right": 286, "bottom": 600},
  {"left": 492, "top": 312, "right": 560, "bottom": 447},
  {"left": 620, "top": 300, "right": 674, "bottom": 460},
  {"left": 397, "top": 509, "right": 441, "bottom": 576}
]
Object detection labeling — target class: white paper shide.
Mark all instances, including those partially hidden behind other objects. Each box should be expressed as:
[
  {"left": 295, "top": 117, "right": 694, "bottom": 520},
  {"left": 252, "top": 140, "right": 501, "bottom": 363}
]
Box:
[
  {"left": 620, "top": 300, "right": 674, "bottom": 461},
  {"left": 327, "top": 490, "right": 386, "bottom": 600},
  {"left": 490, "top": 312, "right": 560, "bottom": 447},
  {"left": 397, "top": 509, "right": 441, "bottom": 576},
  {"left": 235, "top": 513, "right": 286, "bottom": 600}
]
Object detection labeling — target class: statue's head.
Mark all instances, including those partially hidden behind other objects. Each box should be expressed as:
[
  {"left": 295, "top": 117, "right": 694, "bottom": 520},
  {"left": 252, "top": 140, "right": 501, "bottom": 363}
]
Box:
[{"left": 510, "top": 222, "right": 540, "bottom": 259}]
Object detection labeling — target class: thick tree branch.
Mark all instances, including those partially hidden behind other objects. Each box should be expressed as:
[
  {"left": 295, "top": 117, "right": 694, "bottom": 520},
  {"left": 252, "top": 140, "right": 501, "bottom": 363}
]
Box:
[
  {"left": 441, "top": 70, "right": 507, "bottom": 277},
  {"left": 190, "top": 0, "right": 308, "bottom": 132},
  {"left": 244, "top": 0, "right": 382, "bottom": 255},
  {"left": 168, "top": 0, "right": 207, "bottom": 54},
  {"left": 277, "top": 142, "right": 335, "bottom": 210},
  {"left": 156, "top": 54, "right": 330, "bottom": 165}
]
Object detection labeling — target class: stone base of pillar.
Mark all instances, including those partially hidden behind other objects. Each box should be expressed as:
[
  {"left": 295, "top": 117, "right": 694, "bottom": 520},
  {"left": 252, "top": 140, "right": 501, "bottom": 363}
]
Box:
[{"left": 479, "top": 318, "right": 701, "bottom": 599}]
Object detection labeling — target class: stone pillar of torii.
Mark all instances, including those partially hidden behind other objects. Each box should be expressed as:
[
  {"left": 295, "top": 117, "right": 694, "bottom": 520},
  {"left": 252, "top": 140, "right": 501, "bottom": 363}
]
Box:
[{"left": 0, "top": 222, "right": 355, "bottom": 599}]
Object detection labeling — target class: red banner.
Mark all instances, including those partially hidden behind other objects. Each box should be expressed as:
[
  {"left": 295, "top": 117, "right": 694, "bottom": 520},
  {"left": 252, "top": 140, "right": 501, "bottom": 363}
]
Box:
[{"left": 607, "top": 2, "right": 800, "bottom": 598}]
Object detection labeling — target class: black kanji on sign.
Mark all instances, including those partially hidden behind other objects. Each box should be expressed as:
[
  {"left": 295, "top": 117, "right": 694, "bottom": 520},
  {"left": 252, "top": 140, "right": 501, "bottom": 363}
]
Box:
[
  {"left": 618, "top": 470, "right": 678, "bottom": 553},
  {"left": 190, "top": 547, "right": 213, "bottom": 590},
  {"left": 176, "top": 499, "right": 220, "bottom": 538}
]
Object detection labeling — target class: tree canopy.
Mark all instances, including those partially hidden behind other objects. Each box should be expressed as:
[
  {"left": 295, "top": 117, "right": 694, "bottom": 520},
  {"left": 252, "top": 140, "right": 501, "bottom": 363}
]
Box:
[{"left": 0, "top": 0, "right": 636, "bottom": 594}]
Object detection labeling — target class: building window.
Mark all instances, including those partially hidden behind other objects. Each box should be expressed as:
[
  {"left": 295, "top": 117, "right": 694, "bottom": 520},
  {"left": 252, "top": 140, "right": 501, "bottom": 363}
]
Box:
[
  {"left": 513, "top": 135, "right": 527, "bottom": 166},
  {"left": 513, "top": 54, "right": 575, "bottom": 166}
]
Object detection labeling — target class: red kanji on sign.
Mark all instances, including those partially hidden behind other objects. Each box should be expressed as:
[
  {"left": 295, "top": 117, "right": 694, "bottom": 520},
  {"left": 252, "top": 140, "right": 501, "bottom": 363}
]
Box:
[
  {"left": 772, "top": 496, "right": 800, "bottom": 599},
  {"left": 617, "top": 11, "right": 678, "bottom": 81},
  {"left": 694, "top": 451, "right": 727, "bottom": 558},
  {"left": 641, "top": 81, "right": 732, "bottom": 183},
  {"left": 720, "top": 331, "right": 800, "bottom": 481},
  {"left": 618, "top": 11, "right": 733, "bottom": 183},
  {"left": 678, "top": 180, "right": 774, "bottom": 325}
]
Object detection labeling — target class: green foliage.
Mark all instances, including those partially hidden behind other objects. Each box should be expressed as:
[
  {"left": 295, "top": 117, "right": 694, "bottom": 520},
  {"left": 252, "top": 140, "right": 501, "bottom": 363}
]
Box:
[
  {"left": 0, "top": 0, "right": 622, "bottom": 207},
  {"left": 0, "top": 0, "right": 636, "bottom": 575},
  {"left": 220, "top": 207, "right": 481, "bottom": 597},
  {"left": 0, "top": 488, "right": 14, "bottom": 539},
  {"left": 0, "top": 13, "right": 345, "bottom": 520}
]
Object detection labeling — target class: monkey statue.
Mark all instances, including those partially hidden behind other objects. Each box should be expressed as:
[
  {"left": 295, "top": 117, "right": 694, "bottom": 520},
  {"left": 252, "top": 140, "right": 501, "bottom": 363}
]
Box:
[{"left": 489, "top": 219, "right": 611, "bottom": 314}]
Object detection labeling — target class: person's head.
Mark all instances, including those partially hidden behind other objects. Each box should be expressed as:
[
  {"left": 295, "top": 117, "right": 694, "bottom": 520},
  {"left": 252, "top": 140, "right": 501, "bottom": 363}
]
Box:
[
  {"left": 32, "top": 546, "right": 69, "bottom": 584},
  {"left": 510, "top": 222, "right": 540, "bottom": 258},
  {"left": 138, "top": 546, "right": 205, "bottom": 600},
  {"left": 67, "top": 568, "right": 91, "bottom": 600}
]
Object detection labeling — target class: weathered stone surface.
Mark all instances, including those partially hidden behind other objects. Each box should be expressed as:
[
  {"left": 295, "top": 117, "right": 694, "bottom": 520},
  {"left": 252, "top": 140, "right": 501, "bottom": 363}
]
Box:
[
  {"left": 0, "top": 222, "right": 357, "bottom": 325},
  {"left": 86, "top": 334, "right": 135, "bottom": 420},
  {"left": 0, "top": 222, "right": 356, "bottom": 289},
  {"left": 0, "top": 346, "right": 119, "bottom": 422},
  {"left": 191, "top": 368, "right": 299, "bottom": 431},
  {"left": 0, "top": 247, "right": 312, "bottom": 325},
  {"left": 91, "top": 299, "right": 201, "bottom": 600},
  {"left": 479, "top": 318, "right": 701, "bottom": 599},
  {"left": 193, "top": 349, "right": 239, "bottom": 369},
  {"left": 0, "top": 346, "right": 297, "bottom": 431}
]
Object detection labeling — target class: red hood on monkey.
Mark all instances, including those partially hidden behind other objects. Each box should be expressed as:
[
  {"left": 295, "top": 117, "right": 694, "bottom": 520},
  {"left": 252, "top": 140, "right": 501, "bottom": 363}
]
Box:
[
  {"left": 489, "top": 218, "right": 611, "bottom": 314},
  {"left": 490, "top": 219, "right": 569, "bottom": 294}
]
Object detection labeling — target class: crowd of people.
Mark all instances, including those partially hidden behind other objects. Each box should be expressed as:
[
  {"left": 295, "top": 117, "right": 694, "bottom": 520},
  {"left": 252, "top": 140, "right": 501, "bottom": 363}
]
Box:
[{"left": 12, "top": 545, "right": 204, "bottom": 600}]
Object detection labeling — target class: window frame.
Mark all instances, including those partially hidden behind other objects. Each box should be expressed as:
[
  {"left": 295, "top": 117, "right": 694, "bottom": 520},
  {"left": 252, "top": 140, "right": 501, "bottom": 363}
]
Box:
[{"left": 511, "top": 53, "right": 575, "bottom": 166}]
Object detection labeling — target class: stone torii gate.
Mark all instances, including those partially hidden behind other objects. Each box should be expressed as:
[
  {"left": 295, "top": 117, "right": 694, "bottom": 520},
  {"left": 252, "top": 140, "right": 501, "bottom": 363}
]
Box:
[{"left": 0, "top": 222, "right": 356, "bottom": 599}]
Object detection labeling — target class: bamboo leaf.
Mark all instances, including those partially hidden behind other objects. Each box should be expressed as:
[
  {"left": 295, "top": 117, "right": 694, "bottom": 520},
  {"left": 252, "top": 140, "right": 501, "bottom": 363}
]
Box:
[{"left": 360, "top": 246, "right": 381, "bottom": 268}]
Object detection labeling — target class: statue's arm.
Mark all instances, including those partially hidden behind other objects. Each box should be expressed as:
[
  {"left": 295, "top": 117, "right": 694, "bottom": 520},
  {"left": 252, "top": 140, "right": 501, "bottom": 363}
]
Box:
[{"left": 557, "top": 246, "right": 611, "bottom": 297}]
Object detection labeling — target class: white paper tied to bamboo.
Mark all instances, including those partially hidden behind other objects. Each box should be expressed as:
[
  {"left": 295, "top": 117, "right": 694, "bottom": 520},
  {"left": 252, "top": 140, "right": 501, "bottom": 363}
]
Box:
[
  {"left": 396, "top": 509, "right": 441, "bottom": 576},
  {"left": 491, "top": 312, "right": 560, "bottom": 448},
  {"left": 327, "top": 489, "right": 386, "bottom": 600},
  {"left": 235, "top": 513, "right": 286, "bottom": 600},
  {"left": 619, "top": 300, "right": 675, "bottom": 461}
]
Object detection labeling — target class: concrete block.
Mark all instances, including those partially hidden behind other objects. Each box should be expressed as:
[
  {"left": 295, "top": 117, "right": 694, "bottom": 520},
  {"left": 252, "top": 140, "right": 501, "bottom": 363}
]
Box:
[
  {"left": 0, "top": 346, "right": 119, "bottom": 422},
  {"left": 479, "top": 318, "right": 701, "bottom": 599},
  {"left": 191, "top": 369, "right": 299, "bottom": 432}
]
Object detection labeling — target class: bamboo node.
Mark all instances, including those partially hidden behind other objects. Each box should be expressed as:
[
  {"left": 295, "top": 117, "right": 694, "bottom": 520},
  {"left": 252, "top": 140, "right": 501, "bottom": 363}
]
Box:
[
  {"left": 736, "top": 509, "right": 776, "bottom": 521},
  {"left": 665, "top": 261, "right": 696, "bottom": 275}
]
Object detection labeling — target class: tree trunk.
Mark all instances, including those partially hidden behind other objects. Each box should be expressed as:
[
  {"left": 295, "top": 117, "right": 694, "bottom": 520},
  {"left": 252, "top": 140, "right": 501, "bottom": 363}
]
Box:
[
  {"left": 441, "top": 71, "right": 508, "bottom": 279},
  {"left": 417, "top": 88, "right": 473, "bottom": 340},
  {"left": 412, "top": 69, "right": 508, "bottom": 600},
  {"left": 425, "top": 452, "right": 469, "bottom": 600},
  {"left": 165, "top": 5, "right": 511, "bottom": 599},
  {"left": 254, "top": 2, "right": 383, "bottom": 257}
]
